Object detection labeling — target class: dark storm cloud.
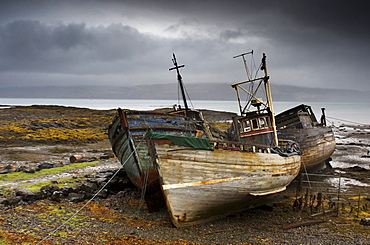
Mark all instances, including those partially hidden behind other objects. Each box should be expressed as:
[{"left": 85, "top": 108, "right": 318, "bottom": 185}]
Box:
[
  {"left": 0, "top": 20, "right": 159, "bottom": 74},
  {"left": 0, "top": 0, "right": 369, "bottom": 90}
]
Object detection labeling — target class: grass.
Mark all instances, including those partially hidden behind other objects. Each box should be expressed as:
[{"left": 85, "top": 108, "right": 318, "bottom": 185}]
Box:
[
  {"left": 0, "top": 161, "right": 99, "bottom": 183},
  {"left": 22, "top": 176, "right": 89, "bottom": 192},
  {"left": 0, "top": 161, "right": 99, "bottom": 194}
]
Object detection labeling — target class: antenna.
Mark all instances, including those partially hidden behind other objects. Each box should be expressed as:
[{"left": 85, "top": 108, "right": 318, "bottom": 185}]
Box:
[{"left": 233, "top": 50, "right": 253, "bottom": 80}]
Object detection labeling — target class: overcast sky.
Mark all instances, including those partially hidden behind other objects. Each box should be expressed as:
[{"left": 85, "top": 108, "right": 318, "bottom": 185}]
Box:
[{"left": 0, "top": 0, "right": 369, "bottom": 91}]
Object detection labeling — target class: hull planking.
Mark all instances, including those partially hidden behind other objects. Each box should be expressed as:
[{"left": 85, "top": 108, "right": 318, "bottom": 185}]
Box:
[{"left": 150, "top": 140, "right": 301, "bottom": 227}]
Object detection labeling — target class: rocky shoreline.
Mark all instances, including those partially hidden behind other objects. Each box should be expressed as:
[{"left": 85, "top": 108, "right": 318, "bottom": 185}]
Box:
[{"left": 0, "top": 105, "right": 369, "bottom": 244}]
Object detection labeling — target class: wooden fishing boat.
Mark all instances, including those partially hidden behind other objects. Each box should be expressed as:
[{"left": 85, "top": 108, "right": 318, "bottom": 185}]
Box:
[
  {"left": 108, "top": 109, "right": 206, "bottom": 211},
  {"left": 108, "top": 52, "right": 302, "bottom": 227},
  {"left": 275, "top": 104, "right": 336, "bottom": 171}
]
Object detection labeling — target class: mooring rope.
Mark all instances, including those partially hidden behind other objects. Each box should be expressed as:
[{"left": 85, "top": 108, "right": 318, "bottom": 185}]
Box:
[
  {"left": 130, "top": 140, "right": 149, "bottom": 214},
  {"left": 326, "top": 116, "right": 368, "bottom": 126},
  {"left": 37, "top": 144, "right": 136, "bottom": 244},
  {"left": 302, "top": 161, "right": 312, "bottom": 190}
]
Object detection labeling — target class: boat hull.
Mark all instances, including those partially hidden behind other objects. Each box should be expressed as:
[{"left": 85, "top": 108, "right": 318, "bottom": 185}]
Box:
[
  {"left": 278, "top": 127, "right": 335, "bottom": 170},
  {"left": 150, "top": 141, "right": 301, "bottom": 227},
  {"left": 108, "top": 109, "right": 203, "bottom": 211},
  {"left": 108, "top": 112, "right": 165, "bottom": 211},
  {"left": 275, "top": 104, "right": 336, "bottom": 170}
]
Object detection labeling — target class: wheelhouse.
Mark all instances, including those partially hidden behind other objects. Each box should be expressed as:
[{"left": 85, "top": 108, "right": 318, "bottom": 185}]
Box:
[{"left": 238, "top": 111, "right": 274, "bottom": 146}]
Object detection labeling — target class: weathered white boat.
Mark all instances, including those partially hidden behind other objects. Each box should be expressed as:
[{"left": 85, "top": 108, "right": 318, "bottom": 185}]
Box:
[
  {"left": 108, "top": 52, "right": 302, "bottom": 227},
  {"left": 145, "top": 130, "right": 301, "bottom": 227}
]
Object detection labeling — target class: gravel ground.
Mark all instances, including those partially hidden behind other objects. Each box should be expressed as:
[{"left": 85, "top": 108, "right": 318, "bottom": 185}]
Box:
[{"left": 1, "top": 189, "right": 369, "bottom": 245}]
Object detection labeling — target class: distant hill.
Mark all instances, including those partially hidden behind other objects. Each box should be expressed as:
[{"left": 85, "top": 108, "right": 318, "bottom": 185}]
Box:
[{"left": 0, "top": 83, "right": 369, "bottom": 103}]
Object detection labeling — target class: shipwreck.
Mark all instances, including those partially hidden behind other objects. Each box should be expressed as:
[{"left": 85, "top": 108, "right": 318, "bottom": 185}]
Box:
[{"left": 108, "top": 52, "right": 302, "bottom": 227}]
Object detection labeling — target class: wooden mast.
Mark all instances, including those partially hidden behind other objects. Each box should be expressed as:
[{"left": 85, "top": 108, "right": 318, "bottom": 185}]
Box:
[
  {"left": 169, "top": 53, "right": 189, "bottom": 114},
  {"left": 261, "top": 53, "right": 278, "bottom": 146}
]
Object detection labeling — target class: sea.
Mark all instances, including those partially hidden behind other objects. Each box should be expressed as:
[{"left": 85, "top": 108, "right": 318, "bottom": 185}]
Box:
[{"left": 0, "top": 98, "right": 369, "bottom": 125}]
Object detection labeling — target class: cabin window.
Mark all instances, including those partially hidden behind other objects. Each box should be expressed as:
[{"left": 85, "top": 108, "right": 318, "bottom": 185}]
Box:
[
  {"left": 251, "top": 119, "right": 258, "bottom": 130},
  {"left": 242, "top": 120, "right": 251, "bottom": 132},
  {"left": 259, "top": 118, "right": 266, "bottom": 128}
]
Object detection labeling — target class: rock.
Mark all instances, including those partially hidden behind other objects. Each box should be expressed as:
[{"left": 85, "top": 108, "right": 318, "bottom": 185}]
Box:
[
  {"left": 96, "top": 171, "right": 114, "bottom": 179},
  {"left": 92, "top": 177, "right": 109, "bottom": 187},
  {"left": 50, "top": 191, "right": 63, "bottom": 202},
  {"left": 0, "top": 196, "right": 22, "bottom": 206},
  {"left": 360, "top": 218, "right": 370, "bottom": 226},
  {"left": 15, "top": 188, "right": 36, "bottom": 202},
  {"left": 33, "top": 190, "right": 46, "bottom": 200},
  {"left": 77, "top": 182, "right": 98, "bottom": 193},
  {"left": 59, "top": 186, "right": 74, "bottom": 196},
  {"left": 87, "top": 157, "right": 97, "bottom": 162},
  {"left": 0, "top": 165, "right": 13, "bottom": 174},
  {"left": 99, "top": 154, "right": 110, "bottom": 160},
  {"left": 67, "top": 193, "right": 85, "bottom": 203},
  {"left": 36, "top": 162, "right": 55, "bottom": 171},
  {"left": 15, "top": 166, "right": 36, "bottom": 173},
  {"left": 97, "top": 189, "right": 109, "bottom": 198},
  {"left": 52, "top": 162, "right": 64, "bottom": 168},
  {"left": 40, "top": 185, "right": 60, "bottom": 197},
  {"left": 84, "top": 193, "right": 94, "bottom": 199},
  {"left": 115, "top": 190, "right": 128, "bottom": 198},
  {"left": 24, "top": 168, "right": 36, "bottom": 173}
]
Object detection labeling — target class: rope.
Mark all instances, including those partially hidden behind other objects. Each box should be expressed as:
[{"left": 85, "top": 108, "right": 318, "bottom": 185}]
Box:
[
  {"left": 326, "top": 117, "right": 369, "bottom": 146},
  {"left": 136, "top": 167, "right": 149, "bottom": 213},
  {"left": 132, "top": 142, "right": 148, "bottom": 213},
  {"left": 177, "top": 78, "right": 194, "bottom": 110},
  {"left": 326, "top": 116, "right": 368, "bottom": 126},
  {"left": 302, "top": 162, "right": 312, "bottom": 190},
  {"left": 37, "top": 144, "right": 136, "bottom": 244}
]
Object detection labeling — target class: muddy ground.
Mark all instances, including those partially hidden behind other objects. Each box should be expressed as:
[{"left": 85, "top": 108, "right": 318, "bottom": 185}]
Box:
[{"left": 0, "top": 105, "right": 369, "bottom": 245}]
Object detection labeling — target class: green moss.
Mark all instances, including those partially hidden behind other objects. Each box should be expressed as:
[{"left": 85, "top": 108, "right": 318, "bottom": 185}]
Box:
[
  {"left": 23, "top": 176, "right": 88, "bottom": 192},
  {"left": 0, "top": 230, "right": 10, "bottom": 244},
  {"left": 0, "top": 106, "right": 114, "bottom": 144},
  {"left": 0, "top": 161, "right": 99, "bottom": 183},
  {"left": 40, "top": 203, "right": 89, "bottom": 228},
  {"left": 0, "top": 230, "right": 34, "bottom": 245},
  {"left": 22, "top": 127, "right": 106, "bottom": 142}
]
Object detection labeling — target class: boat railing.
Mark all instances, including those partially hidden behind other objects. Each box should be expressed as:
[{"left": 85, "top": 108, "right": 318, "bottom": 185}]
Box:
[
  {"left": 210, "top": 138, "right": 301, "bottom": 156},
  {"left": 211, "top": 140, "right": 272, "bottom": 154}
]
